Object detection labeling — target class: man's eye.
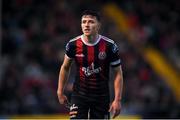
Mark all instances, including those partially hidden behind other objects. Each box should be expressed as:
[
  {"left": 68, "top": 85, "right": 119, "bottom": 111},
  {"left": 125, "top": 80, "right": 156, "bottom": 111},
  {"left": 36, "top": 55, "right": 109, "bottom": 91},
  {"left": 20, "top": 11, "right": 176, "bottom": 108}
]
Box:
[
  {"left": 82, "top": 21, "right": 86, "bottom": 24},
  {"left": 89, "top": 20, "right": 95, "bottom": 23}
]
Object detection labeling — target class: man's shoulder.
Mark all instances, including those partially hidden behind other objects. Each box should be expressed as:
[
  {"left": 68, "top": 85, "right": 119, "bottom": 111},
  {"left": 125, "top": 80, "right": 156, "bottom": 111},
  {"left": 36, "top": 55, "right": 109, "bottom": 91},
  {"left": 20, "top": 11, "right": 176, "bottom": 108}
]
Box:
[
  {"left": 68, "top": 35, "right": 82, "bottom": 43},
  {"left": 100, "top": 35, "right": 115, "bottom": 44}
]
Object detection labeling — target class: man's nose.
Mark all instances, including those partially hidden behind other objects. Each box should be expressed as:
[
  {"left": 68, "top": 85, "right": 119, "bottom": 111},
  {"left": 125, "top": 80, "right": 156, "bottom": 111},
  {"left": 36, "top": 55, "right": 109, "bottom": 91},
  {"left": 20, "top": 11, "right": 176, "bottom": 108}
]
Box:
[{"left": 85, "top": 22, "right": 90, "bottom": 26}]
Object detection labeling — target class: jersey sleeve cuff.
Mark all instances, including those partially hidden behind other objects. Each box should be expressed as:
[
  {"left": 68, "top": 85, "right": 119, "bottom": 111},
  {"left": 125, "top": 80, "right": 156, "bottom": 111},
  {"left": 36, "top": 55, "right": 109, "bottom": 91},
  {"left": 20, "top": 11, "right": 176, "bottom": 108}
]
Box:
[
  {"left": 110, "top": 59, "right": 121, "bottom": 67},
  {"left": 65, "top": 53, "right": 73, "bottom": 59}
]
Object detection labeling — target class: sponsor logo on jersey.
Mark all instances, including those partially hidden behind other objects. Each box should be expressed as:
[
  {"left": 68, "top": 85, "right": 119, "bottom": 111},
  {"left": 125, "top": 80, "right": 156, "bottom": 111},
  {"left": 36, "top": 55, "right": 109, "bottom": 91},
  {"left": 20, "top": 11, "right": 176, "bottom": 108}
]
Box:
[{"left": 82, "top": 62, "right": 102, "bottom": 77}]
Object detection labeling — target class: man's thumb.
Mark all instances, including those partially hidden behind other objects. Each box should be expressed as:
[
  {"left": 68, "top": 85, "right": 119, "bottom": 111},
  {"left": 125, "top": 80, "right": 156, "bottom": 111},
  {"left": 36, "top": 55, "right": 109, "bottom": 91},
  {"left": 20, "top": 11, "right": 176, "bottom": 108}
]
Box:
[{"left": 109, "top": 105, "right": 112, "bottom": 112}]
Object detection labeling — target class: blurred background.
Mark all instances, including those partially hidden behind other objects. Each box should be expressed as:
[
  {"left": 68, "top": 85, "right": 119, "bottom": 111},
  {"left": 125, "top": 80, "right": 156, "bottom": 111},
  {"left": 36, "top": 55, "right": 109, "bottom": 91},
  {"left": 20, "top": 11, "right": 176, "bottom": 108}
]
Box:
[{"left": 1, "top": 0, "right": 180, "bottom": 119}]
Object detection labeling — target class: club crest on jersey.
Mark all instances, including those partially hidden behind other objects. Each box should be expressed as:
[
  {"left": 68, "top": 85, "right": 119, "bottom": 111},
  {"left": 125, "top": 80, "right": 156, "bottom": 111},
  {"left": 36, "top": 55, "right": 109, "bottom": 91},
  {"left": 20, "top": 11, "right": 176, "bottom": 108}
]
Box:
[{"left": 98, "top": 52, "right": 106, "bottom": 60}]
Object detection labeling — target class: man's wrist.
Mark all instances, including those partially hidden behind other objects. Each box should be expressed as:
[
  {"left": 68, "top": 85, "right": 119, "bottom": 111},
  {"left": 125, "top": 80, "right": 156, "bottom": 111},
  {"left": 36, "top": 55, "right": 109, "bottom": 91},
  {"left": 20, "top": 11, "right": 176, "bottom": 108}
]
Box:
[
  {"left": 57, "top": 90, "right": 63, "bottom": 96},
  {"left": 114, "top": 98, "right": 122, "bottom": 102}
]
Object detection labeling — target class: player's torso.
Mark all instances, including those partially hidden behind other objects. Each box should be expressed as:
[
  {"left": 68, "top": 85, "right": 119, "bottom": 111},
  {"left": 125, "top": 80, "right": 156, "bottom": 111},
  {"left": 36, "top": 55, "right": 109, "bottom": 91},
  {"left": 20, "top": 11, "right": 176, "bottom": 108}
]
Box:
[
  {"left": 68, "top": 35, "right": 116, "bottom": 97},
  {"left": 74, "top": 37, "right": 110, "bottom": 80}
]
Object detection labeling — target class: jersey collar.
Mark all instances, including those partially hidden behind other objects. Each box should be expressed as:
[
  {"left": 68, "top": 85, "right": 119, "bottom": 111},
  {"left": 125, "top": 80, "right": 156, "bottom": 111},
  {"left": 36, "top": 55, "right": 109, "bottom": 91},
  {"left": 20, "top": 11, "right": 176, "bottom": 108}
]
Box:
[{"left": 81, "top": 34, "right": 101, "bottom": 46}]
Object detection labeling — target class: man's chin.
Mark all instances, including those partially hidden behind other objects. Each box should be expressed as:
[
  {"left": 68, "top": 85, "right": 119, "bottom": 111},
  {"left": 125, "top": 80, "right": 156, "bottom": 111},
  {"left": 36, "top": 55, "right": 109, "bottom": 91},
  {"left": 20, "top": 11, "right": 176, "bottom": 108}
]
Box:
[{"left": 83, "top": 33, "right": 91, "bottom": 36}]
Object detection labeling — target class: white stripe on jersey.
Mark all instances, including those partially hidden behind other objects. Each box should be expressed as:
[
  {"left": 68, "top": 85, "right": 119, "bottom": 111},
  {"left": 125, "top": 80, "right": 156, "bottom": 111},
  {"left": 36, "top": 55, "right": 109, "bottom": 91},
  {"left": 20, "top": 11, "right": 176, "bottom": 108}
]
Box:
[
  {"left": 101, "top": 35, "right": 115, "bottom": 44},
  {"left": 111, "top": 59, "right": 121, "bottom": 66},
  {"left": 69, "top": 35, "right": 81, "bottom": 43}
]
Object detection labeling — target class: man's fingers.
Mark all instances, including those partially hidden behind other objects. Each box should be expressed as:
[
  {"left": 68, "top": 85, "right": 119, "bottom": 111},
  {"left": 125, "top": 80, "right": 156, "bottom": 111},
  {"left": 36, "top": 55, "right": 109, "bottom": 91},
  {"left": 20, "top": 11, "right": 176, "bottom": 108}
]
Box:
[
  {"left": 112, "top": 109, "right": 116, "bottom": 118},
  {"left": 59, "top": 95, "right": 68, "bottom": 104},
  {"left": 109, "top": 105, "right": 112, "bottom": 112},
  {"left": 113, "top": 111, "right": 118, "bottom": 119},
  {"left": 112, "top": 114, "right": 116, "bottom": 119},
  {"left": 64, "top": 100, "right": 71, "bottom": 108},
  {"left": 63, "top": 97, "right": 69, "bottom": 104},
  {"left": 109, "top": 106, "right": 118, "bottom": 119},
  {"left": 112, "top": 109, "right": 120, "bottom": 119}
]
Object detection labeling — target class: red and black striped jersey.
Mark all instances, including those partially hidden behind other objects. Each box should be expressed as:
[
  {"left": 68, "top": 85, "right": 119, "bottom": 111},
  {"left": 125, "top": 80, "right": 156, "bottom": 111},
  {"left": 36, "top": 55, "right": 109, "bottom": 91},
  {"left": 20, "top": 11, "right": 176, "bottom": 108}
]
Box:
[{"left": 65, "top": 34, "right": 121, "bottom": 97}]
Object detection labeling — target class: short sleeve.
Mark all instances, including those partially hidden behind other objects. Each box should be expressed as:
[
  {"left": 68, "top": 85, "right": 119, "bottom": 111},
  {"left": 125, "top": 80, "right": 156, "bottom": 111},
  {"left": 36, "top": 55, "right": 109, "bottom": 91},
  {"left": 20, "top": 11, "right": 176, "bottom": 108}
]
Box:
[
  {"left": 110, "top": 42, "right": 121, "bottom": 67},
  {"left": 65, "top": 42, "right": 74, "bottom": 58}
]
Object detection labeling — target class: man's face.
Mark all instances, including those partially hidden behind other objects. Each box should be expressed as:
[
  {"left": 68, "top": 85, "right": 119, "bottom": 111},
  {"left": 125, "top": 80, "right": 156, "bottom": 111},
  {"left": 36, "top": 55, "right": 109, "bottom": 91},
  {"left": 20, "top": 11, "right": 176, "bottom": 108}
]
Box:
[{"left": 81, "top": 15, "right": 100, "bottom": 36}]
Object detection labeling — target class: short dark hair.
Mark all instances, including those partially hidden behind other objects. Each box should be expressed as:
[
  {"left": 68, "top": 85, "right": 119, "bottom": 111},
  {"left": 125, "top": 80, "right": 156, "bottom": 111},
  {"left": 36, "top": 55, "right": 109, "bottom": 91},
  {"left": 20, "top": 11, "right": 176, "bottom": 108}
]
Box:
[{"left": 81, "top": 10, "right": 101, "bottom": 22}]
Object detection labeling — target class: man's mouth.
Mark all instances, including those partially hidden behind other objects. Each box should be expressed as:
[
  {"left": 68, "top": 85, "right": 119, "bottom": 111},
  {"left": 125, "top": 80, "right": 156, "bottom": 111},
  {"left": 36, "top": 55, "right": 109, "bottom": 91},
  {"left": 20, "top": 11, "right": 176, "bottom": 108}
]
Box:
[{"left": 84, "top": 29, "right": 90, "bottom": 32}]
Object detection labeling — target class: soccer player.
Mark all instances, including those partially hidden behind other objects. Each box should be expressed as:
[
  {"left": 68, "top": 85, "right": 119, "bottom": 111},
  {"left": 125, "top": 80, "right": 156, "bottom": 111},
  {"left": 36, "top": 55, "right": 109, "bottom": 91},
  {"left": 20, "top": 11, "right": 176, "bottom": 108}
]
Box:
[{"left": 57, "top": 10, "right": 123, "bottom": 119}]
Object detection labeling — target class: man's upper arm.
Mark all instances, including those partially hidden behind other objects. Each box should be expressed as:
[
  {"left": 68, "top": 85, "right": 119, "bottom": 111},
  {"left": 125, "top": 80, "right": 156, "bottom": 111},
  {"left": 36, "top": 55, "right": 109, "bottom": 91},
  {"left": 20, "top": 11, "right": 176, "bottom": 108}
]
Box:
[
  {"left": 112, "top": 65, "right": 123, "bottom": 75},
  {"left": 62, "top": 54, "right": 73, "bottom": 69},
  {"left": 110, "top": 42, "right": 121, "bottom": 67}
]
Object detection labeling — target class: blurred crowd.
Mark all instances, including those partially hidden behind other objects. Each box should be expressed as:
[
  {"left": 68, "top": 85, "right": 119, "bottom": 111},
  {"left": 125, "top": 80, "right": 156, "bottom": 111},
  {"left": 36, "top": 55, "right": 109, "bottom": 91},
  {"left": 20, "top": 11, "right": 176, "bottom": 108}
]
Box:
[{"left": 1, "top": 0, "right": 180, "bottom": 118}]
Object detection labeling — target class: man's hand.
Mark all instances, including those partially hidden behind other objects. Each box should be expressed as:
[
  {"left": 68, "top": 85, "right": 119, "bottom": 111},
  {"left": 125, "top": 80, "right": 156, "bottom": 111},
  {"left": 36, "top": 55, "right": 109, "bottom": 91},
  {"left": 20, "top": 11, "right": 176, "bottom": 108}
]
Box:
[
  {"left": 109, "top": 100, "right": 121, "bottom": 119},
  {"left": 57, "top": 93, "right": 68, "bottom": 104}
]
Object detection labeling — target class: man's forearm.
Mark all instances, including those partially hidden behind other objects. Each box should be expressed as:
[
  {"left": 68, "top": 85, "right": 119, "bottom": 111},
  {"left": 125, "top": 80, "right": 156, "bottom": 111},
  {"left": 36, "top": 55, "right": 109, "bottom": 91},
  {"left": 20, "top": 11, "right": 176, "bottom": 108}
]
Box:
[
  {"left": 57, "top": 65, "right": 70, "bottom": 95},
  {"left": 114, "top": 67, "right": 123, "bottom": 101},
  {"left": 114, "top": 76, "right": 123, "bottom": 101}
]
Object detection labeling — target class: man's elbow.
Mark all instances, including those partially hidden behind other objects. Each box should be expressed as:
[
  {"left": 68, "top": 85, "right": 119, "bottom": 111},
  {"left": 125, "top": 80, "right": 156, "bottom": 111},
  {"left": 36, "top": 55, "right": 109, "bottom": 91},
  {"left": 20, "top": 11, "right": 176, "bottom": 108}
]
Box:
[{"left": 61, "top": 64, "right": 70, "bottom": 72}]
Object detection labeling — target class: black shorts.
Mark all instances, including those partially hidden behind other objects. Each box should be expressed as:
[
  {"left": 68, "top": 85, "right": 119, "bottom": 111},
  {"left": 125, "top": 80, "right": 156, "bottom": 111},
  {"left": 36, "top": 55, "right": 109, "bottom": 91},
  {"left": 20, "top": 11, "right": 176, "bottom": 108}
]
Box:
[{"left": 69, "top": 93, "right": 110, "bottom": 119}]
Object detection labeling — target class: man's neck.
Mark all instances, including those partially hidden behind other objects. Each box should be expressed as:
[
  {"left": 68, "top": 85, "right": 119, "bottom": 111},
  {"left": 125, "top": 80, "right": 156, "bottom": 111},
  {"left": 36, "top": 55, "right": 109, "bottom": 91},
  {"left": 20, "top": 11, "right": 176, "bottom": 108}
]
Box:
[{"left": 83, "top": 34, "right": 99, "bottom": 44}]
